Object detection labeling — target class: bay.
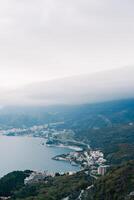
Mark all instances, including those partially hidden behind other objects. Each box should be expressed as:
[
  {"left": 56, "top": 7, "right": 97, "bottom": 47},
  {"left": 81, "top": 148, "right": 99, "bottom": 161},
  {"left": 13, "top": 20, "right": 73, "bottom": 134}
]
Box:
[{"left": 0, "top": 136, "right": 79, "bottom": 177}]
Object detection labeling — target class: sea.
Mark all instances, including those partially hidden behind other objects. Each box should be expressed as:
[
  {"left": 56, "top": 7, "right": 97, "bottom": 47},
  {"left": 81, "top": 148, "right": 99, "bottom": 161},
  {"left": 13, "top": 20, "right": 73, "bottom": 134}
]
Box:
[{"left": 0, "top": 135, "right": 80, "bottom": 177}]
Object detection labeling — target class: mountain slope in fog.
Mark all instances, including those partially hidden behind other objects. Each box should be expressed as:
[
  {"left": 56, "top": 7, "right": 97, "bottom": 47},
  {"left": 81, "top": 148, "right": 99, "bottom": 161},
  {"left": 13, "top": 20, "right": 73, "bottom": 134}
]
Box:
[{"left": 0, "top": 66, "right": 134, "bottom": 106}]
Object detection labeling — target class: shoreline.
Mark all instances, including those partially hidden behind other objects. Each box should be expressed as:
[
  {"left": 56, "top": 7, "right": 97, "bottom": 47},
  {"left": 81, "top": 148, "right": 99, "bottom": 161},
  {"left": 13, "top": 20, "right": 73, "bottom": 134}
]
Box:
[
  {"left": 2, "top": 134, "right": 90, "bottom": 171},
  {"left": 46, "top": 143, "right": 83, "bottom": 152}
]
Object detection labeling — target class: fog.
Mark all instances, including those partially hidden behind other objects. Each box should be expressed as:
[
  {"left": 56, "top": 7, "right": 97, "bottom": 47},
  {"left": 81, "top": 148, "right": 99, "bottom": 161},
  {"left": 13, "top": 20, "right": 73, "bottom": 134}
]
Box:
[
  {"left": 0, "top": 0, "right": 134, "bottom": 88},
  {"left": 0, "top": 1, "right": 134, "bottom": 106},
  {"left": 0, "top": 67, "right": 134, "bottom": 106}
]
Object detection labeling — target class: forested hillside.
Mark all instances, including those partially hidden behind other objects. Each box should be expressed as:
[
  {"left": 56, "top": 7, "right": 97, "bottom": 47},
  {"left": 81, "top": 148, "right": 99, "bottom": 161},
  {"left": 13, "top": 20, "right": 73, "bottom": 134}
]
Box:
[
  {"left": 85, "top": 160, "right": 134, "bottom": 200},
  {"left": 0, "top": 162, "right": 133, "bottom": 200},
  {"left": 0, "top": 99, "right": 134, "bottom": 129},
  {"left": 0, "top": 170, "right": 92, "bottom": 200}
]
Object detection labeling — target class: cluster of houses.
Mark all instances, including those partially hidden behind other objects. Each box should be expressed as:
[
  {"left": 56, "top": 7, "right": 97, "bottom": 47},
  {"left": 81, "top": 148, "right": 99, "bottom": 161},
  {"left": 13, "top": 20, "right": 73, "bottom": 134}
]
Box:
[
  {"left": 24, "top": 171, "right": 76, "bottom": 185},
  {"left": 56, "top": 150, "right": 106, "bottom": 167},
  {"left": 23, "top": 148, "right": 109, "bottom": 186},
  {"left": 53, "top": 149, "right": 109, "bottom": 176},
  {"left": 24, "top": 171, "right": 57, "bottom": 185}
]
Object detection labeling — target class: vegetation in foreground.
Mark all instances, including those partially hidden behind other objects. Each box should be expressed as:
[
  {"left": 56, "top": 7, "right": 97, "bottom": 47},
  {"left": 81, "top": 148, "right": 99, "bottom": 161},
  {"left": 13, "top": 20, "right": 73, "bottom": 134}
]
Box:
[
  {"left": 85, "top": 160, "right": 134, "bottom": 200},
  {"left": 0, "top": 170, "right": 92, "bottom": 200},
  {"left": 0, "top": 161, "right": 134, "bottom": 200},
  {"left": 0, "top": 170, "right": 32, "bottom": 197}
]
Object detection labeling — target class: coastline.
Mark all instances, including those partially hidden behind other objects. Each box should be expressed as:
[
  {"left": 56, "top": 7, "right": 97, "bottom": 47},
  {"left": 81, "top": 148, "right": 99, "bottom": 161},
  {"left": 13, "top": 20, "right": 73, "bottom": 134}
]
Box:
[{"left": 46, "top": 143, "right": 83, "bottom": 152}]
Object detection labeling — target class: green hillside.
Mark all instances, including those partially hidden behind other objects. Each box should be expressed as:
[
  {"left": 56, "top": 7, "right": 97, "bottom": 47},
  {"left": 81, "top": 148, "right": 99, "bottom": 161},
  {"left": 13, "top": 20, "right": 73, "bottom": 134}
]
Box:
[
  {"left": 0, "top": 171, "right": 92, "bottom": 200},
  {"left": 75, "top": 123, "right": 134, "bottom": 165},
  {"left": 86, "top": 160, "right": 134, "bottom": 200},
  {"left": 0, "top": 161, "right": 133, "bottom": 200},
  {"left": 1, "top": 99, "right": 134, "bottom": 129}
]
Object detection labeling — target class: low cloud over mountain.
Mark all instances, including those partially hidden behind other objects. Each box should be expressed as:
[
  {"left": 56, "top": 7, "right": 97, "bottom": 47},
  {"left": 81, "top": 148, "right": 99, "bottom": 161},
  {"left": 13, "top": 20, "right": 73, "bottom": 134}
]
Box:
[{"left": 0, "top": 67, "right": 134, "bottom": 106}]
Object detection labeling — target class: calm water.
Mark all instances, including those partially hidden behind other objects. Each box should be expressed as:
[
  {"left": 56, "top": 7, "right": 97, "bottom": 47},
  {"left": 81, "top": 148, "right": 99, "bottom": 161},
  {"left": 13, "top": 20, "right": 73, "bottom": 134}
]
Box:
[{"left": 0, "top": 136, "right": 79, "bottom": 177}]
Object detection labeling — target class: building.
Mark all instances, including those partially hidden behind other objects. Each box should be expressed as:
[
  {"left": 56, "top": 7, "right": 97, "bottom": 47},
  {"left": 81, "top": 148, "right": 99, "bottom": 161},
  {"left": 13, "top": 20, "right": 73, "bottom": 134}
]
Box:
[
  {"left": 24, "top": 172, "right": 47, "bottom": 185},
  {"left": 98, "top": 165, "right": 108, "bottom": 175}
]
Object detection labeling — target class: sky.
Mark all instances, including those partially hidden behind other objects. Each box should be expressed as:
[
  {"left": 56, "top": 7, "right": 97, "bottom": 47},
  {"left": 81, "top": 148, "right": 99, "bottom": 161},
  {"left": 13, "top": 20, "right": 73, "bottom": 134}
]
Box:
[{"left": 0, "top": 0, "right": 134, "bottom": 89}]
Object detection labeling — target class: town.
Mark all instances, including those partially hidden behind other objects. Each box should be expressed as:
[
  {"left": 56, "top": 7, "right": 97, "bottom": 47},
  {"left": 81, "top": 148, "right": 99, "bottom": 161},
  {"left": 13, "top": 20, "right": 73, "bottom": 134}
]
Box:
[
  {"left": 0, "top": 123, "right": 74, "bottom": 140},
  {"left": 53, "top": 149, "right": 108, "bottom": 177},
  {"left": 0, "top": 123, "right": 109, "bottom": 181}
]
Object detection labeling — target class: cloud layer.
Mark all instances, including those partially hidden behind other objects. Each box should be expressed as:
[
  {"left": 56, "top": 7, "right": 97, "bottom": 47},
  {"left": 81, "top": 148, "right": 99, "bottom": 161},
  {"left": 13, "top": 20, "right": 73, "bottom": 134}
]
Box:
[
  {"left": 0, "top": 67, "right": 134, "bottom": 106},
  {"left": 0, "top": 0, "right": 134, "bottom": 87}
]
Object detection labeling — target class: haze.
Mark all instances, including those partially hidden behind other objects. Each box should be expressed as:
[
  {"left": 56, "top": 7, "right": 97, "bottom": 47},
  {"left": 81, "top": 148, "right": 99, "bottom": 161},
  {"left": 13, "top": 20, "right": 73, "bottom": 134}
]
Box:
[{"left": 0, "top": 0, "right": 134, "bottom": 106}]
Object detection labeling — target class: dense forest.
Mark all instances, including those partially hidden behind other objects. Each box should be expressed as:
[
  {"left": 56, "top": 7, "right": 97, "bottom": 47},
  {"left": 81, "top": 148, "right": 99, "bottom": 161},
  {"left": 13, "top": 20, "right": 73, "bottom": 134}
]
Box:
[{"left": 0, "top": 170, "right": 32, "bottom": 197}]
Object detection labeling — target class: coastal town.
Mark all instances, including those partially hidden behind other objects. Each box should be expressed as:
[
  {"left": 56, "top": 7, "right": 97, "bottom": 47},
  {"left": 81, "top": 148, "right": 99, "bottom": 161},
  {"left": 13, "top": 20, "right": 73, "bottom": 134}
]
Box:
[
  {"left": 0, "top": 123, "right": 109, "bottom": 184},
  {"left": 53, "top": 148, "right": 108, "bottom": 176},
  {"left": 0, "top": 123, "right": 110, "bottom": 200},
  {"left": 0, "top": 122, "right": 67, "bottom": 138},
  {"left": 22, "top": 146, "right": 108, "bottom": 185}
]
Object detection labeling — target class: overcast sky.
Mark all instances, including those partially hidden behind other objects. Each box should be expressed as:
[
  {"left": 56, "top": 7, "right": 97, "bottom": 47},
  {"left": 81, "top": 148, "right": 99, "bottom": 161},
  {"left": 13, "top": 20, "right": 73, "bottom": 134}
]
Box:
[{"left": 0, "top": 0, "right": 134, "bottom": 88}]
